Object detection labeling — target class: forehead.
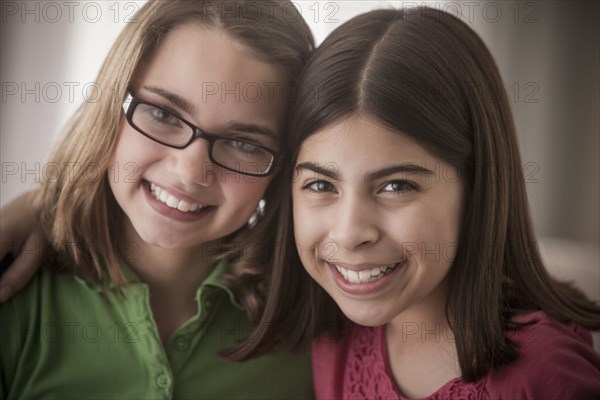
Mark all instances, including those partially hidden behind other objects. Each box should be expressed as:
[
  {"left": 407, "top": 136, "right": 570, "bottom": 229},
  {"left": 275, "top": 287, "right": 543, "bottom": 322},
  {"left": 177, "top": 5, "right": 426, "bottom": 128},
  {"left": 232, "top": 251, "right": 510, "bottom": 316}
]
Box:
[
  {"left": 297, "top": 116, "right": 439, "bottom": 167},
  {"left": 136, "top": 23, "right": 288, "bottom": 133}
]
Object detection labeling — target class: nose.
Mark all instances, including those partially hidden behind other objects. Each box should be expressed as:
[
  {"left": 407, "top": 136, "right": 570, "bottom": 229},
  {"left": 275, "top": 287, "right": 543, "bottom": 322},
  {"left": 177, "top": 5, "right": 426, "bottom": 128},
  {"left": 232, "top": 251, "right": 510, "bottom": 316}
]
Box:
[
  {"left": 328, "top": 193, "right": 380, "bottom": 251},
  {"left": 169, "top": 139, "right": 214, "bottom": 187}
]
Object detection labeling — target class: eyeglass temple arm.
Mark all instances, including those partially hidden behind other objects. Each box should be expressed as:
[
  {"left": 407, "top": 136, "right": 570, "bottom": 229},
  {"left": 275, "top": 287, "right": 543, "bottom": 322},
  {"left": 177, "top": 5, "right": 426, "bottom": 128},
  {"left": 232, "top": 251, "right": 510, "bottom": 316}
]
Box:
[{"left": 122, "top": 93, "right": 133, "bottom": 113}]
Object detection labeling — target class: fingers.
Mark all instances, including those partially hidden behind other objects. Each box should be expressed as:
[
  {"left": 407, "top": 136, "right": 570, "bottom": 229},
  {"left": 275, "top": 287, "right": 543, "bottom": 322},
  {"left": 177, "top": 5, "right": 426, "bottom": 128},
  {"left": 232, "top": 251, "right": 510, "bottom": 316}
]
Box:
[
  {"left": 0, "top": 213, "right": 24, "bottom": 262},
  {"left": 0, "top": 189, "right": 43, "bottom": 303},
  {"left": 0, "top": 229, "right": 48, "bottom": 303},
  {"left": 0, "top": 190, "right": 36, "bottom": 260},
  {"left": 0, "top": 241, "right": 15, "bottom": 266}
]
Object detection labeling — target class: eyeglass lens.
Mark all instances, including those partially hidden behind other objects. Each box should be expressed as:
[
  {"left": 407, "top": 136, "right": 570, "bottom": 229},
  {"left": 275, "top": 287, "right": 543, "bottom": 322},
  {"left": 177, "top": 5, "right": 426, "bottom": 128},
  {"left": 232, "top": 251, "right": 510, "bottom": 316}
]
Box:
[{"left": 131, "top": 102, "right": 274, "bottom": 175}]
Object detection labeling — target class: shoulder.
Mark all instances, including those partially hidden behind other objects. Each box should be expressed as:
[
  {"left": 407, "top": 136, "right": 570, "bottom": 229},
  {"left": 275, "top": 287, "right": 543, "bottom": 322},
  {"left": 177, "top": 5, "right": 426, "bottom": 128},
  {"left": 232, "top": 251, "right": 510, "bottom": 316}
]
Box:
[
  {"left": 0, "top": 266, "right": 88, "bottom": 387},
  {"left": 1, "top": 268, "right": 54, "bottom": 318},
  {"left": 486, "top": 311, "right": 600, "bottom": 399},
  {"left": 2, "top": 264, "right": 95, "bottom": 310},
  {"left": 0, "top": 263, "right": 105, "bottom": 350}
]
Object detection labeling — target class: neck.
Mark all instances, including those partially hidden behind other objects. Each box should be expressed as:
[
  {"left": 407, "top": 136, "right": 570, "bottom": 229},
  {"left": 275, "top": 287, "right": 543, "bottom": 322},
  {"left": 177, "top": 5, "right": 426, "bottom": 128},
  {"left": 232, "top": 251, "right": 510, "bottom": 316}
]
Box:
[
  {"left": 127, "top": 245, "right": 214, "bottom": 295},
  {"left": 120, "top": 221, "right": 221, "bottom": 343},
  {"left": 120, "top": 222, "right": 217, "bottom": 301},
  {"left": 387, "top": 279, "right": 454, "bottom": 349},
  {"left": 385, "top": 280, "right": 461, "bottom": 398}
]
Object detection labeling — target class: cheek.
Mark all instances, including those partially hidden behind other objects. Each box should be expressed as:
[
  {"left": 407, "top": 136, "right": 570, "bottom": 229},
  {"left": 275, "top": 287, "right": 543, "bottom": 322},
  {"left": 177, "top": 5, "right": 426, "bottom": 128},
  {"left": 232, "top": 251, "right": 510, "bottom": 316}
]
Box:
[
  {"left": 383, "top": 204, "right": 457, "bottom": 264},
  {"left": 111, "top": 137, "right": 163, "bottom": 195},
  {"left": 406, "top": 204, "right": 461, "bottom": 267},
  {"left": 292, "top": 201, "right": 333, "bottom": 280},
  {"left": 223, "top": 175, "right": 270, "bottom": 213},
  {"left": 292, "top": 197, "right": 318, "bottom": 247},
  {"left": 108, "top": 129, "right": 140, "bottom": 199},
  {"left": 111, "top": 125, "right": 159, "bottom": 170},
  {"left": 429, "top": 190, "right": 463, "bottom": 263},
  {"left": 292, "top": 201, "right": 315, "bottom": 258},
  {"left": 384, "top": 205, "right": 427, "bottom": 244},
  {"left": 109, "top": 119, "right": 126, "bottom": 161}
]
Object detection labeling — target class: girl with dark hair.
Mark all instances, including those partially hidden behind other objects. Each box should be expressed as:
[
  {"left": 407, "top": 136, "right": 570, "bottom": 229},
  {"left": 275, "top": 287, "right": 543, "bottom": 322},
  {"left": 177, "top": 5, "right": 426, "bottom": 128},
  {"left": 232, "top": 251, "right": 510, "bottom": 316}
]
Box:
[{"left": 240, "top": 7, "right": 600, "bottom": 399}]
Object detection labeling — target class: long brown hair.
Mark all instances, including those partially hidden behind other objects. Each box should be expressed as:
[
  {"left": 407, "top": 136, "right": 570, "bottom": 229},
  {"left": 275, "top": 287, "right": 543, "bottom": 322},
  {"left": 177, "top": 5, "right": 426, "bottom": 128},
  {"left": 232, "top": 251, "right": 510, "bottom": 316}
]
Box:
[
  {"left": 36, "top": 0, "right": 314, "bottom": 323},
  {"left": 235, "top": 7, "right": 600, "bottom": 377}
]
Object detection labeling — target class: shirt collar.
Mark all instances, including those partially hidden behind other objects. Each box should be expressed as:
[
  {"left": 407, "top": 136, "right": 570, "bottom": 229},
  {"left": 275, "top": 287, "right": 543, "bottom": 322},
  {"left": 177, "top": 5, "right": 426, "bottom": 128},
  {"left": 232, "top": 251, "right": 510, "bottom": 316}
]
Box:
[
  {"left": 199, "top": 259, "right": 245, "bottom": 310},
  {"left": 74, "top": 258, "right": 244, "bottom": 311}
]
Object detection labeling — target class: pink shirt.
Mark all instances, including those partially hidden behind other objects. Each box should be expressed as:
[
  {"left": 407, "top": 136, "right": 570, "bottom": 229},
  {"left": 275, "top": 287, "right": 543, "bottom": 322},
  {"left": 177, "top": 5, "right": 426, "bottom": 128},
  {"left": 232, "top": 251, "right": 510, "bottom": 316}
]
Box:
[{"left": 312, "top": 311, "right": 600, "bottom": 399}]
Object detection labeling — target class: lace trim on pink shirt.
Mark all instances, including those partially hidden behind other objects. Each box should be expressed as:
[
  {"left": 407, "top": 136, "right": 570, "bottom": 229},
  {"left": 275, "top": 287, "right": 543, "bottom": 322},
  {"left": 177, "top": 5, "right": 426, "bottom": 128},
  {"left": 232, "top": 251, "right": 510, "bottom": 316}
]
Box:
[{"left": 343, "top": 325, "right": 486, "bottom": 399}]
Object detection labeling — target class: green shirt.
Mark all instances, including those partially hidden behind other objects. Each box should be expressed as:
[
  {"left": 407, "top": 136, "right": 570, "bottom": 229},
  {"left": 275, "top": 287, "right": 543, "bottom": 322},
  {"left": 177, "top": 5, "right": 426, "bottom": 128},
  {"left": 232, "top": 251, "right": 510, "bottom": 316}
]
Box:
[{"left": 0, "top": 260, "right": 313, "bottom": 399}]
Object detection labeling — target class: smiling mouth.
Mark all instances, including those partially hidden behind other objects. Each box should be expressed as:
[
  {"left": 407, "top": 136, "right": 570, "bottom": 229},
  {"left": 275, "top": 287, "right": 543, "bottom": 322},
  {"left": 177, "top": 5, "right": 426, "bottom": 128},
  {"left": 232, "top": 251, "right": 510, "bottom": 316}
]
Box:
[
  {"left": 148, "top": 182, "right": 210, "bottom": 213},
  {"left": 331, "top": 263, "right": 400, "bottom": 284}
]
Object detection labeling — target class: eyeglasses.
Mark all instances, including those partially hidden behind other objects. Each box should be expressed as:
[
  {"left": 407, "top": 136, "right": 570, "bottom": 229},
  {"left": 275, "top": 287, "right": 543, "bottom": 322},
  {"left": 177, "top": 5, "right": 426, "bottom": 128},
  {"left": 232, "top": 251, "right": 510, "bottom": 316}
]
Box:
[{"left": 122, "top": 93, "right": 278, "bottom": 176}]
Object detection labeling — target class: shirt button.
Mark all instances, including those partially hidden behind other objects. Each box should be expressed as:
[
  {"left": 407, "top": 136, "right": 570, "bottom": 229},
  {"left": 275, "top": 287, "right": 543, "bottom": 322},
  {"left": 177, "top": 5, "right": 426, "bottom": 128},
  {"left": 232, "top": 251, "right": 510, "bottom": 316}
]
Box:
[
  {"left": 205, "top": 300, "right": 212, "bottom": 309},
  {"left": 156, "top": 374, "right": 171, "bottom": 388},
  {"left": 175, "top": 337, "right": 189, "bottom": 351}
]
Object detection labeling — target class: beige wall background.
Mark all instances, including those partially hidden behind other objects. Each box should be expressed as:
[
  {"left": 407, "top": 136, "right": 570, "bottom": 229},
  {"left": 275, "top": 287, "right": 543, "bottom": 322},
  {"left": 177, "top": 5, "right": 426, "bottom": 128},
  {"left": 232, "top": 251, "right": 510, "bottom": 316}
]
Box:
[{"left": 1, "top": 1, "right": 598, "bottom": 340}]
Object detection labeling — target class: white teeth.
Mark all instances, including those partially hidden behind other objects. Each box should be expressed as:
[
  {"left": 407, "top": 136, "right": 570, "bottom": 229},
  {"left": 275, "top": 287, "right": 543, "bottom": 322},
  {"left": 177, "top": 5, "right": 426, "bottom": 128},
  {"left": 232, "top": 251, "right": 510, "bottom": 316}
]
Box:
[
  {"left": 159, "top": 190, "right": 168, "bottom": 203},
  {"left": 166, "top": 194, "right": 179, "bottom": 208},
  {"left": 149, "top": 182, "right": 206, "bottom": 213},
  {"left": 334, "top": 263, "right": 398, "bottom": 284},
  {"left": 358, "top": 270, "right": 371, "bottom": 280},
  {"left": 347, "top": 270, "right": 359, "bottom": 283},
  {"left": 177, "top": 200, "right": 191, "bottom": 212}
]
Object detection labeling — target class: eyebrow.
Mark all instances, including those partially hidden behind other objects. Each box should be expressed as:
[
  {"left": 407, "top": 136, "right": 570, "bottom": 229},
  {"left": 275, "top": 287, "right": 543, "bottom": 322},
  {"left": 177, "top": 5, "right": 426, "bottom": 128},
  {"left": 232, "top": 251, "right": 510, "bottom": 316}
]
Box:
[
  {"left": 142, "top": 85, "right": 196, "bottom": 115},
  {"left": 295, "top": 162, "right": 435, "bottom": 181},
  {"left": 296, "top": 162, "right": 339, "bottom": 180},
  {"left": 142, "top": 86, "right": 277, "bottom": 140},
  {"left": 365, "top": 164, "right": 435, "bottom": 182},
  {"left": 226, "top": 122, "right": 278, "bottom": 140}
]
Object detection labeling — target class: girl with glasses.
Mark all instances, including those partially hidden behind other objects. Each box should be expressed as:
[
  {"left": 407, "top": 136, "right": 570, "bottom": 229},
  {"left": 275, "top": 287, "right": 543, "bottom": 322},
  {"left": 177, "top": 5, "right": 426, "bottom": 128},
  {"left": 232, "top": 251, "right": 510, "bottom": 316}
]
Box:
[{"left": 0, "top": 0, "right": 314, "bottom": 398}]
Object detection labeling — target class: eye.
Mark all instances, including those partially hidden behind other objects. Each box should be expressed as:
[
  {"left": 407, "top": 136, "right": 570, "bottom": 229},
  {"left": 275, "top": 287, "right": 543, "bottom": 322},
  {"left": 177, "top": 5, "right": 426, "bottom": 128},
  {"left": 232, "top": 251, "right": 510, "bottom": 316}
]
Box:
[
  {"left": 148, "top": 106, "right": 181, "bottom": 126},
  {"left": 380, "top": 180, "right": 417, "bottom": 194},
  {"left": 302, "top": 180, "right": 336, "bottom": 193},
  {"left": 226, "top": 139, "right": 263, "bottom": 154}
]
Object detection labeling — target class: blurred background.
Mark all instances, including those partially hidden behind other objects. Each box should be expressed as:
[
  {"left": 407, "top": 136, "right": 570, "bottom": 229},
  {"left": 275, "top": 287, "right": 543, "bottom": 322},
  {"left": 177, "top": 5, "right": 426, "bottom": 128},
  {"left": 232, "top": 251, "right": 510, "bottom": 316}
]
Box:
[{"left": 1, "top": 1, "right": 598, "bottom": 319}]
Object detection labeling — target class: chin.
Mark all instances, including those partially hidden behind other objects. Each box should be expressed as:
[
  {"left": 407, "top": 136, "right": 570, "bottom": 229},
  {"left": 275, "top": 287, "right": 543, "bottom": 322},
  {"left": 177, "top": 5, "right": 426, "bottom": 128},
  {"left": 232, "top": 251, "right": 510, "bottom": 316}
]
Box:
[
  {"left": 338, "top": 303, "right": 394, "bottom": 328},
  {"left": 136, "top": 230, "right": 192, "bottom": 250}
]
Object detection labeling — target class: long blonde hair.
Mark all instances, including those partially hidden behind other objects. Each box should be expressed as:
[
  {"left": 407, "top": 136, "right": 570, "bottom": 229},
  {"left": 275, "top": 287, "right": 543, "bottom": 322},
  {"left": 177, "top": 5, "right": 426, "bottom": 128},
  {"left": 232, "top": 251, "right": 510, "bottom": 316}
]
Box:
[{"left": 36, "top": 0, "right": 314, "bottom": 321}]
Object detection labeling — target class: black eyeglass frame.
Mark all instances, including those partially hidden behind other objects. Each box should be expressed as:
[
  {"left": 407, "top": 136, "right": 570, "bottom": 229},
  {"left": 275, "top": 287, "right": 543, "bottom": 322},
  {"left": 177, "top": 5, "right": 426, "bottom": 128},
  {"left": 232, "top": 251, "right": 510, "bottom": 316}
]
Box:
[{"left": 121, "top": 93, "right": 279, "bottom": 177}]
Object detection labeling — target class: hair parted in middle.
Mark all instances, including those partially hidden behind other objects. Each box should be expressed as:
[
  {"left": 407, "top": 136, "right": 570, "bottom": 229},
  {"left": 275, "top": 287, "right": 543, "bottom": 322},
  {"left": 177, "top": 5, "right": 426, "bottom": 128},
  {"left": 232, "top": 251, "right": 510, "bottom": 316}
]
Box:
[
  {"left": 35, "top": 0, "right": 314, "bottom": 328},
  {"left": 236, "top": 7, "right": 600, "bottom": 376}
]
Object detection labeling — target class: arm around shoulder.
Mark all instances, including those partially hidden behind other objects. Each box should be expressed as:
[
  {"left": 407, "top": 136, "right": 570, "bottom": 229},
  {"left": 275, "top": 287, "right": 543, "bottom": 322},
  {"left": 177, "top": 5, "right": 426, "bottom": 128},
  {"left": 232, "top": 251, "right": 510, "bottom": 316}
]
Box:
[{"left": 0, "top": 189, "right": 48, "bottom": 303}]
